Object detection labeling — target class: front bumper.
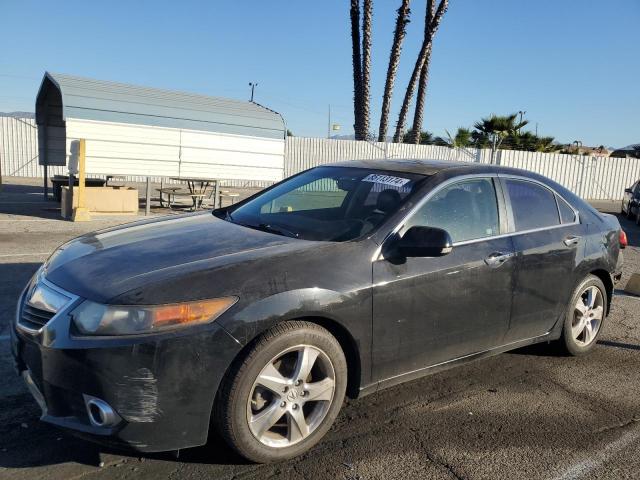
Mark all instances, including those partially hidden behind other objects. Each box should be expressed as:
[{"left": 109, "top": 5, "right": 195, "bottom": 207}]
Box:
[{"left": 11, "top": 284, "right": 242, "bottom": 452}]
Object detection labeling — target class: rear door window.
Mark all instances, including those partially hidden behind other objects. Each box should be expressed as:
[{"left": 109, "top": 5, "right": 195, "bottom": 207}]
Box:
[{"left": 505, "top": 179, "right": 560, "bottom": 231}]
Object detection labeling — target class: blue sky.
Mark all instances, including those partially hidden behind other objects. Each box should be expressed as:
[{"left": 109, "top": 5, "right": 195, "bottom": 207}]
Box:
[{"left": 1, "top": 0, "right": 638, "bottom": 147}]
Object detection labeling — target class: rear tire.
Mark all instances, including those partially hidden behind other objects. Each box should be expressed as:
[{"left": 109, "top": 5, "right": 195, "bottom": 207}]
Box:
[
  {"left": 560, "top": 275, "right": 607, "bottom": 356},
  {"left": 215, "top": 321, "right": 347, "bottom": 463}
]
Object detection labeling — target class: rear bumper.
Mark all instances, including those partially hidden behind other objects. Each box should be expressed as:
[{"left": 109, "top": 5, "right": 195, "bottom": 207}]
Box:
[{"left": 11, "top": 288, "right": 242, "bottom": 453}]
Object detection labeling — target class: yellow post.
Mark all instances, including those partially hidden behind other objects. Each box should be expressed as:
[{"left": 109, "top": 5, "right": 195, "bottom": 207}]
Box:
[{"left": 72, "top": 138, "right": 91, "bottom": 221}]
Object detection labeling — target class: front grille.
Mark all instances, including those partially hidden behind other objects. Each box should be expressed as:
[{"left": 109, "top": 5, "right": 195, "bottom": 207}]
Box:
[
  {"left": 20, "top": 303, "right": 55, "bottom": 330},
  {"left": 16, "top": 275, "right": 75, "bottom": 333}
]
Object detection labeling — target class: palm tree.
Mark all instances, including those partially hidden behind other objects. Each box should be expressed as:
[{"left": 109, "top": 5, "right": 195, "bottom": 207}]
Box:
[
  {"left": 361, "top": 0, "right": 373, "bottom": 140},
  {"left": 474, "top": 113, "right": 528, "bottom": 148},
  {"left": 393, "top": 0, "right": 449, "bottom": 144},
  {"left": 534, "top": 136, "right": 561, "bottom": 153},
  {"left": 445, "top": 128, "right": 472, "bottom": 148},
  {"left": 402, "top": 129, "right": 434, "bottom": 144},
  {"left": 350, "top": 0, "right": 363, "bottom": 139},
  {"left": 350, "top": 0, "right": 373, "bottom": 141},
  {"left": 378, "top": 0, "right": 411, "bottom": 142},
  {"left": 473, "top": 113, "right": 529, "bottom": 162}
]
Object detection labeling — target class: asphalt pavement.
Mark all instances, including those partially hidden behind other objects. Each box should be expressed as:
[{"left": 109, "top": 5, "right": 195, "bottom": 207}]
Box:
[{"left": 1, "top": 179, "right": 639, "bottom": 480}]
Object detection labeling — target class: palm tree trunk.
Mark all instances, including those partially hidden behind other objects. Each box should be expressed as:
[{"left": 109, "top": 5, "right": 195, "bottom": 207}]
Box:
[
  {"left": 409, "top": 43, "right": 433, "bottom": 144},
  {"left": 393, "top": 1, "right": 433, "bottom": 143},
  {"left": 409, "top": 0, "right": 448, "bottom": 143},
  {"left": 350, "top": 0, "right": 363, "bottom": 139},
  {"left": 360, "top": 0, "right": 373, "bottom": 140},
  {"left": 394, "top": 0, "right": 448, "bottom": 143},
  {"left": 378, "top": 0, "right": 410, "bottom": 142}
]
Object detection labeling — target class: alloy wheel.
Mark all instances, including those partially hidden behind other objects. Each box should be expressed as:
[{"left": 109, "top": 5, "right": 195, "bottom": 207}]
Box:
[
  {"left": 246, "top": 345, "right": 336, "bottom": 448},
  {"left": 572, "top": 285, "right": 604, "bottom": 346}
]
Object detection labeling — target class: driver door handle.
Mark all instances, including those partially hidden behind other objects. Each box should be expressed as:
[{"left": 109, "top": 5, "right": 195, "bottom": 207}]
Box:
[
  {"left": 563, "top": 235, "right": 581, "bottom": 247},
  {"left": 484, "top": 252, "right": 514, "bottom": 267}
]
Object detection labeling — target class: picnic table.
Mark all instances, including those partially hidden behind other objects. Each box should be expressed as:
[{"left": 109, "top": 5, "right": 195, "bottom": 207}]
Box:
[{"left": 168, "top": 177, "right": 220, "bottom": 211}]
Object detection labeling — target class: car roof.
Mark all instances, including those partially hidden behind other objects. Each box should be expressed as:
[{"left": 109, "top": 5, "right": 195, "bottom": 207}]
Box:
[{"left": 328, "top": 158, "right": 491, "bottom": 176}]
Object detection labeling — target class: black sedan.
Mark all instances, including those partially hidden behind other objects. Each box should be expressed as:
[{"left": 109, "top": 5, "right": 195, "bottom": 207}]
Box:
[
  {"left": 622, "top": 179, "right": 640, "bottom": 224},
  {"left": 11, "top": 160, "right": 625, "bottom": 463}
]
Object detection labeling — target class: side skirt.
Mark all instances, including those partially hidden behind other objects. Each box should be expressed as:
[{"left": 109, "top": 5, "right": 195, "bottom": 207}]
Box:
[{"left": 358, "top": 330, "right": 559, "bottom": 398}]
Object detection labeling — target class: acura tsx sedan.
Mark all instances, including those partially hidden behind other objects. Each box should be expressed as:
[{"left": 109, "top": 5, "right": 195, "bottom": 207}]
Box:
[{"left": 12, "top": 159, "right": 625, "bottom": 462}]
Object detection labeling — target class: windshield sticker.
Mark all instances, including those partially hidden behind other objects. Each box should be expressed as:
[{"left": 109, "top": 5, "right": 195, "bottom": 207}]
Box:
[{"left": 362, "top": 174, "right": 411, "bottom": 187}]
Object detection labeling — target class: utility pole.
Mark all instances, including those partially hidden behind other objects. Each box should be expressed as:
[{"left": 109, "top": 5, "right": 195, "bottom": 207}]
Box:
[
  {"left": 327, "top": 105, "right": 331, "bottom": 139},
  {"left": 249, "top": 82, "right": 258, "bottom": 102}
]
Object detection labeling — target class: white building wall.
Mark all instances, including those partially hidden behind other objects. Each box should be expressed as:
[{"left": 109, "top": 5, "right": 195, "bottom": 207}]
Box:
[{"left": 64, "top": 118, "right": 285, "bottom": 182}]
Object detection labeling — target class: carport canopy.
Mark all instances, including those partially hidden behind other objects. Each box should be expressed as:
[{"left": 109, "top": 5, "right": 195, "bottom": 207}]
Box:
[{"left": 35, "top": 72, "right": 286, "bottom": 167}]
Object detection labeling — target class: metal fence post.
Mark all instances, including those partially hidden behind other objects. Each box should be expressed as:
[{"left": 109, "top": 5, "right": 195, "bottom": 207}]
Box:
[
  {"left": 145, "top": 177, "right": 151, "bottom": 216},
  {"left": 578, "top": 156, "right": 587, "bottom": 198}
]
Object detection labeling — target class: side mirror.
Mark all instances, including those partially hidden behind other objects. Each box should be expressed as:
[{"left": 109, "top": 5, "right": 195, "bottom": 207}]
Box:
[
  {"left": 396, "top": 226, "right": 453, "bottom": 257},
  {"left": 625, "top": 188, "right": 633, "bottom": 194}
]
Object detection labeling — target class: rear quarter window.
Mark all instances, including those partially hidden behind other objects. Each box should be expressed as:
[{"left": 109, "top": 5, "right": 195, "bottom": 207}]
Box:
[{"left": 557, "top": 196, "right": 577, "bottom": 224}]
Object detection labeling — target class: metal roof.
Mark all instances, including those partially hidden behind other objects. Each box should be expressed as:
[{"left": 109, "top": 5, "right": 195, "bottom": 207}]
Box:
[{"left": 36, "top": 72, "right": 285, "bottom": 139}]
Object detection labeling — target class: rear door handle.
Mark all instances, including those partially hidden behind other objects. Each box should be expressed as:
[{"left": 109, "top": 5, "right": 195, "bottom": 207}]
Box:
[
  {"left": 484, "top": 252, "right": 514, "bottom": 267},
  {"left": 564, "top": 235, "right": 581, "bottom": 247}
]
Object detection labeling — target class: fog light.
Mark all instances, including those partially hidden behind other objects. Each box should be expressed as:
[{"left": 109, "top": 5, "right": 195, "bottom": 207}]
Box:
[{"left": 83, "top": 395, "right": 121, "bottom": 428}]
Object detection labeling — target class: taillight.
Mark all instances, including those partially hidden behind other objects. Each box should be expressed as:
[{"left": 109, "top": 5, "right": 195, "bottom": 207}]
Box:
[{"left": 620, "top": 230, "right": 628, "bottom": 249}]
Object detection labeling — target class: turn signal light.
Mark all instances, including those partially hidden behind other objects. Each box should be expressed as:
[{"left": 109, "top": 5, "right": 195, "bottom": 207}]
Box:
[{"left": 620, "top": 230, "right": 627, "bottom": 249}]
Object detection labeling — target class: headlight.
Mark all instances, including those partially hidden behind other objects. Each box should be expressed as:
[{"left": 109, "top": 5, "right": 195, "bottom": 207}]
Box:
[{"left": 71, "top": 297, "right": 238, "bottom": 336}]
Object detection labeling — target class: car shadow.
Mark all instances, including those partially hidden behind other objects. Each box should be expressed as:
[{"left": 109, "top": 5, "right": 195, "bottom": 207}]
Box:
[
  {"left": 597, "top": 339, "right": 640, "bottom": 351},
  {"left": 508, "top": 342, "right": 566, "bottom": 357}
]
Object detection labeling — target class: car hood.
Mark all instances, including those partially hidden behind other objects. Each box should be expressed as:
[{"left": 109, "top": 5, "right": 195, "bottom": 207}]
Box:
[{"left": 45, "top": 213, "right": 311, "bottom": 303}]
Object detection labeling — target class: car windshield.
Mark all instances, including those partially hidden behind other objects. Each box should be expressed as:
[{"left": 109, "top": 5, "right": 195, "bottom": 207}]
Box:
[{"left": 220, "top": 166, "right": 427, "bottom": 241}]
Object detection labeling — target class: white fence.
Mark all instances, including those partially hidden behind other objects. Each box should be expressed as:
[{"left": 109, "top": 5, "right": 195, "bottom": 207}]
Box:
[
  {"left": 285, "top": 137, "right": 640, "bottom": 201},
  {"left": 2, "top": 116, "right": 640, "bottom": 200},
  {"left": 0, "top": 116, "right": 64, "bottom": 178}
]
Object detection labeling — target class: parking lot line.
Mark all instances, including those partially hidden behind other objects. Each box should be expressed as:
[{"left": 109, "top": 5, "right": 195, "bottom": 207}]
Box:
[
  {"left": 551, "top": 422, "right": 640, "bottom": 480},
  {"left": 0, "top": 253, "right": 49, "bottom": 258}
]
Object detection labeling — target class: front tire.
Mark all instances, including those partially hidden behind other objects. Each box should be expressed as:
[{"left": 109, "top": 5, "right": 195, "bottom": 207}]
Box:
[
  {"left": 560, "top": 275, "right": 607, "bottom": 356},
  {"left": 215, "top": 321, "right": 347, "bottom": 463}
]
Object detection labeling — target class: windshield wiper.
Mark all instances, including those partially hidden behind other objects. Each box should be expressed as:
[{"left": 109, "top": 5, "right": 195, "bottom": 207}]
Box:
[{"left": 255, "top": 223, "right": 300, "bottom": 238}]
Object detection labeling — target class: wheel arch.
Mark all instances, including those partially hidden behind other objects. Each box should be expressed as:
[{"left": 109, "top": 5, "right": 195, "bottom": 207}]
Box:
[
  {"left": 293, "top": 316, "right": 362, "bottom": 399},
  {"left": 216, "top": 315, "right": 363, "bottom": 409},
  {"left": 588, "top": 268, "right": 614, "bottom": 315}
]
